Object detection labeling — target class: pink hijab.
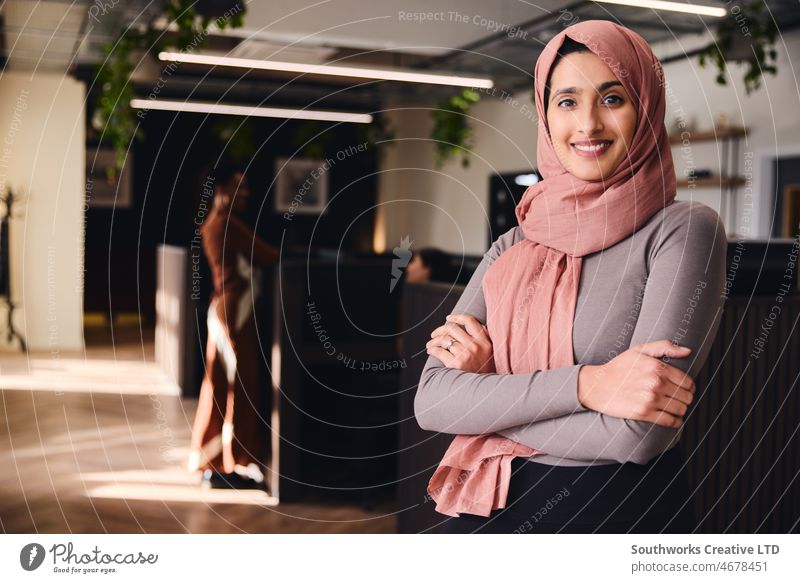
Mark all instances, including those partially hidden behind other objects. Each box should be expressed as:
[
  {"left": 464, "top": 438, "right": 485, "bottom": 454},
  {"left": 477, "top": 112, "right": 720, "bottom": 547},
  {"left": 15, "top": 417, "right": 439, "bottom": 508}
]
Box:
[{"left": 427, "top": 20, "right": 677, "bottom": 518}]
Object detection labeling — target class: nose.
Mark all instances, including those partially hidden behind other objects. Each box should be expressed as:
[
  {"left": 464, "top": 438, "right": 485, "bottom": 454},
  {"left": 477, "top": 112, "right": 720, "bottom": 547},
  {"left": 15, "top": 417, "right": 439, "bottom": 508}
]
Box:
[{"left": 573, "top": 101, "right": 604, "bottom": 136}]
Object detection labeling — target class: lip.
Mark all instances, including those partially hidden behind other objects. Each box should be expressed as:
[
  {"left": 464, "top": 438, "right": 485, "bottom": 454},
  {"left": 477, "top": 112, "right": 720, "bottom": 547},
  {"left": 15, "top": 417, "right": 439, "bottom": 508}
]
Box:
[{"left": 571, "top": 139, "right": 613, "bottom": 158}]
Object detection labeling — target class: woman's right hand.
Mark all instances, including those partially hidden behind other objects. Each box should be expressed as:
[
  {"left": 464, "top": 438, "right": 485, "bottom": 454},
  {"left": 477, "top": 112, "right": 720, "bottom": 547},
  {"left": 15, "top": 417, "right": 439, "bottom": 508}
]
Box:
[{"left": 577, "top": 340, "right": 696, "bottom": 429}]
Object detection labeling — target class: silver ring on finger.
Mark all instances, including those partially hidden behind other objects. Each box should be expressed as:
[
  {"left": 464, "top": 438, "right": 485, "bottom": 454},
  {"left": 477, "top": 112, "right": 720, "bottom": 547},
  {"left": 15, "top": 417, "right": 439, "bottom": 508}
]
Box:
[{"left": 444, "top": 338, "right": 454, "bottom": 351}]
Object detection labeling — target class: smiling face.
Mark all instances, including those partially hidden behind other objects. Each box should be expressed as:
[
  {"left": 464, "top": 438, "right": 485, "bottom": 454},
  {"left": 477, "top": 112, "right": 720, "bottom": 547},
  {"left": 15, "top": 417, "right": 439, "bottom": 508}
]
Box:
[{"left": 545, "top": 51, "right": 638, "bottom": 182}]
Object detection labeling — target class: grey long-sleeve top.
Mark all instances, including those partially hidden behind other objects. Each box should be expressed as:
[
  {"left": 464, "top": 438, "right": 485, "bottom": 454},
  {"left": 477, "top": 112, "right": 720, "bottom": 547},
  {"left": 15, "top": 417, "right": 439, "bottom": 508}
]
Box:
[{"left": 414, "top": 200, "right": 728, "bottom": 466}]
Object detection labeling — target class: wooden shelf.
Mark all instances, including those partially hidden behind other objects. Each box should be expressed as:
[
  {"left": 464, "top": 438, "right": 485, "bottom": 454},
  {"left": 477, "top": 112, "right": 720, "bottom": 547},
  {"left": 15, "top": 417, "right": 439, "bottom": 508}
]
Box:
[
  {"left": 669, "top": 126, "right": 747, "bottom": 144},
  {"left": 676, "top": 176, "right": 747, "bottom": 189},
  {"left": 669, "top": 126, "right": 747, "bottom": 229}
]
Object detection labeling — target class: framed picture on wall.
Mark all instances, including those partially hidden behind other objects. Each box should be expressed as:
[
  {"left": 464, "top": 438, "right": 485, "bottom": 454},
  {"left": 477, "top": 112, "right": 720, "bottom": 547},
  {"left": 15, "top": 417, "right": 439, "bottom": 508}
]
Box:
[
  {"left": 273, "top": 157, "right": 328, "bottom": 215},
  {"left": 86, "top": 148, "right": 133, "bottom": 208}
]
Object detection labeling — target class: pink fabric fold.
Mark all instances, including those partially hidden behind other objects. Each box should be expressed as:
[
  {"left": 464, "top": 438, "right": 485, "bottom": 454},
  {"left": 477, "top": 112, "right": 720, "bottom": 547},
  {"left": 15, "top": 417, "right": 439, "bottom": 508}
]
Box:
[
  {"left": 427, "top": 435, "right": 541, "bottom": 518},
  {"left": 427, "top": 20, "right": 678, "bottom": 518}
]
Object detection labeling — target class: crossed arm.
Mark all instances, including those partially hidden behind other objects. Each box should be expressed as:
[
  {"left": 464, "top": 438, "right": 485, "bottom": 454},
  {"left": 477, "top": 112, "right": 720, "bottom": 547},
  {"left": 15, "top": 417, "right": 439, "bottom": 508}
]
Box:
[
  {"left": 414, "top": 204, "right": 727, "bottom": 464},
  {"left": 226, "top": 216, "right": 279, "bottom": 267},
  {"left": 414, "top": 239, "right": 590, "bottom": 435}
]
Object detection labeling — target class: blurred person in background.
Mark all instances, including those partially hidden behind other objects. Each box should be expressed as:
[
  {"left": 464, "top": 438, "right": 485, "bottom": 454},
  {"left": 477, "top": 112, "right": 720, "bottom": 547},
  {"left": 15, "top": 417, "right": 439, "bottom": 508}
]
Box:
[
  {"left": 188, "top": 160, "right": 279, "bottom": 490},
  {"left": 405, "top": 247, "right": 449, "bottom": 284}
]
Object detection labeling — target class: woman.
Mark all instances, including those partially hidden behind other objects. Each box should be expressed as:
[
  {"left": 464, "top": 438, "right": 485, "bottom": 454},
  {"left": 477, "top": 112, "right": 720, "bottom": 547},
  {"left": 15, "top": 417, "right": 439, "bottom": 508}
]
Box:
[
  {"left": 415, "top": 20, "right": 727, "bottom": 533},
  {"left": 188, "top": 162, "right": 279, "bottom": 489}
]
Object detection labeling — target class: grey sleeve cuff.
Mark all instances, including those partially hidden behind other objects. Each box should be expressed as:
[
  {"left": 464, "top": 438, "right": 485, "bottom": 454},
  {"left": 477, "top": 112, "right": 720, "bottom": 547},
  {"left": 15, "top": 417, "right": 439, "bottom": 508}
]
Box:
[{"left": 535, "top": 363, "right": 590, "bottom": 416}]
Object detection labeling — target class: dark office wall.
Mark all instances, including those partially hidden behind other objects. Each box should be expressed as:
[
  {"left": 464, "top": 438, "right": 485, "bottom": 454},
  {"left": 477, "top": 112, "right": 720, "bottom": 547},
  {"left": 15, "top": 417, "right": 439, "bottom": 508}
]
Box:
[{"left": 84, "top": 111, "right": 379, "bottom": 318}]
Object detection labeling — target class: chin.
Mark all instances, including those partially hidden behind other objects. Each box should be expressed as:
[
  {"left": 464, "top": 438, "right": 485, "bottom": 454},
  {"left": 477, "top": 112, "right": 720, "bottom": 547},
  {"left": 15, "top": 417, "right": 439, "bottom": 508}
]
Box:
[
  {"left": 569, "top": 156, "right": 625, "bottom": 182},
  {"left": 567, "top": 164, "right": 612, "bottom": 182}
]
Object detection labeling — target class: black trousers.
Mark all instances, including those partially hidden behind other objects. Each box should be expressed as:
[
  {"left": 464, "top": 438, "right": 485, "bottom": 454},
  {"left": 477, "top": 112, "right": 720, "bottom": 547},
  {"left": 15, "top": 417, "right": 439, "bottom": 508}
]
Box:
[{"left": 440, "top": 446, "right": 697, "bottom": 534}]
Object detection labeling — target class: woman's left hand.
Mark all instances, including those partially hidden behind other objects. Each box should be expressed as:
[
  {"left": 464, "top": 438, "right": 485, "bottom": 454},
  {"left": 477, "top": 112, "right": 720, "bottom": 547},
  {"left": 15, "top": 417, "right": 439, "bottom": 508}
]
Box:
[{"left": 426, "top": 313, "right": 495, "bottom": 373}]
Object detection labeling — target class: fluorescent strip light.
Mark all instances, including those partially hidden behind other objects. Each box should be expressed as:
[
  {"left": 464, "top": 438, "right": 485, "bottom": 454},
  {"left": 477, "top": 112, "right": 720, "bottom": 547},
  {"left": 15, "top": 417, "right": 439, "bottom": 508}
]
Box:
[
  {"left": 594, "top": 0, "right": 727, "bottom": 17},
  {"left": 129, "top": 98, "right": 373, "bottom": 123},
  {"left": 158, "top": 51, "right": 495, "bottom": 89}
]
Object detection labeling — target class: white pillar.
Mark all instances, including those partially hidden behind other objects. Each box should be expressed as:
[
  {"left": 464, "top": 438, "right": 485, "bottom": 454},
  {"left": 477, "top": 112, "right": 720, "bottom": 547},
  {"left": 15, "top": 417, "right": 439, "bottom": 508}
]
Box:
[{"left": 0, "top": 70, "right": 86, "bottom": 352}]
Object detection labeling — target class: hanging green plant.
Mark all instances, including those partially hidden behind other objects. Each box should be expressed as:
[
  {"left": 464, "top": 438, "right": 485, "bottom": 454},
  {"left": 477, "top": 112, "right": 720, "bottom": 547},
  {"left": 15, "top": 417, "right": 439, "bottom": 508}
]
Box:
[
  {"left": 210, "top": 118, "right": 256, "bottom": 162},
  {"left": 163, "top": 0, "right": 245, "bottom": 51},
  {"left": 289, "top": 114, "right": 394, "bottom": 162},
  {"left": 92, "top": 1, "right": 247, "bottom": 180},
  {"left": 430, "top": 89, "right": 480, "bottom": 168},
  {"left": 696, "top": 0, "right": 778, "bottom": 95},
  {"left": 92, "top": 32, "right": 142, "bottom": 182},
  {"left": 291, "top": 120, "right": 336, "bottom": 160}
]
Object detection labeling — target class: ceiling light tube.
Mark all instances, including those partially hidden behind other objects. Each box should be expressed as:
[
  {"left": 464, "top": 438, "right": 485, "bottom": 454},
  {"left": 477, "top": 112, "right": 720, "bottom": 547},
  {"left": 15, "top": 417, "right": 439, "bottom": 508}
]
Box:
[
  {"left": 594, "top": 0, "right": 727, "bottom": 17},
  {"left": 129, "top": 98, "right": 373, "bottom": 123},
  {"left": 158, "top": 51, "right": 495, "bottom": 89}
]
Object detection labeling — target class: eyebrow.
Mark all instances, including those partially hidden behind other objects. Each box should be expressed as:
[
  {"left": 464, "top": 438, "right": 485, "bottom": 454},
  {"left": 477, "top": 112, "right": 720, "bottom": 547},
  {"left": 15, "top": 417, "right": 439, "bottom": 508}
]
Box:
[{"left": 550, "top": 80, "right": 623, "bottom": 102}]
